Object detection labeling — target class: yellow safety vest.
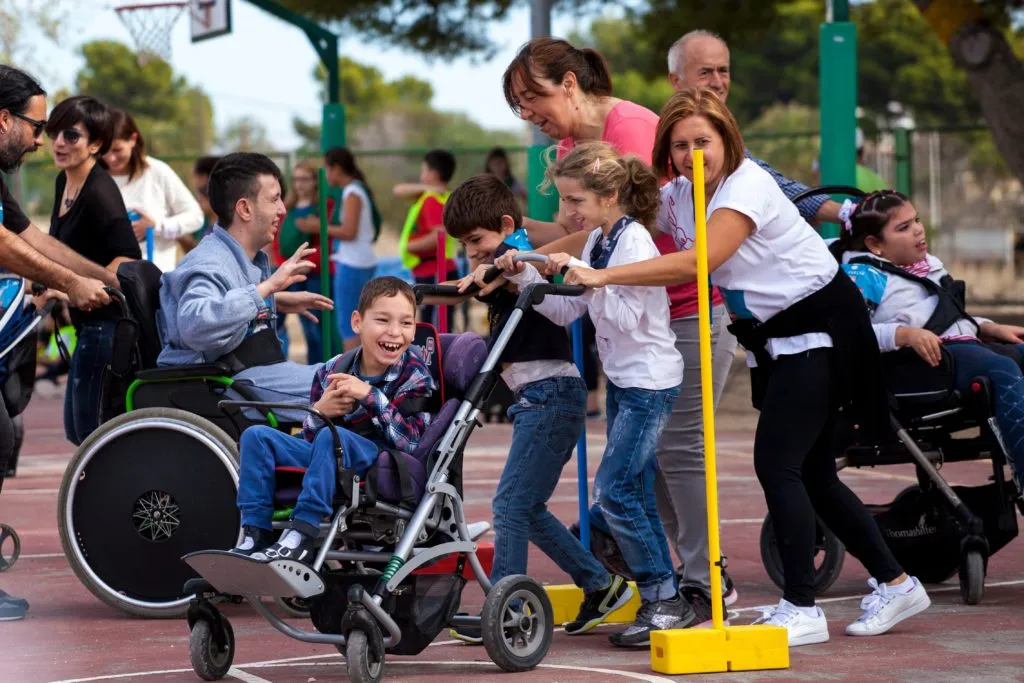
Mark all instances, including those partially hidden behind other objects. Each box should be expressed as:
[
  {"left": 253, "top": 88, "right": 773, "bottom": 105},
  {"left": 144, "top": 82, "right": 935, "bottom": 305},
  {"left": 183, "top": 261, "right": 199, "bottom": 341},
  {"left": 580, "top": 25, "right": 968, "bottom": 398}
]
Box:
[{"left": 397, "top": 191, "right": 458, "bottom": 270}]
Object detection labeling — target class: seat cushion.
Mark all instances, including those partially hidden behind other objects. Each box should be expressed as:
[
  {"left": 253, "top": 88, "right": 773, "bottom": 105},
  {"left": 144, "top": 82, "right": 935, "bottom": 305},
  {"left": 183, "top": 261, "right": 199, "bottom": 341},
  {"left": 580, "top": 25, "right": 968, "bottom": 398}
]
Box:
[{"left": 372, "top": 450, "right": 427, "bottom": 506}]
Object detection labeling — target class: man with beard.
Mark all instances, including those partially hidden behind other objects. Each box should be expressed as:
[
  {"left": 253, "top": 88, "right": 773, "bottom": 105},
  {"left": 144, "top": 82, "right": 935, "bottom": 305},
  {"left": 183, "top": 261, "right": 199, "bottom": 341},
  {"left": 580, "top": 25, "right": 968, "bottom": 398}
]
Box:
[{"left": 0, "top": 65, "right": 111, "bottom": 621}]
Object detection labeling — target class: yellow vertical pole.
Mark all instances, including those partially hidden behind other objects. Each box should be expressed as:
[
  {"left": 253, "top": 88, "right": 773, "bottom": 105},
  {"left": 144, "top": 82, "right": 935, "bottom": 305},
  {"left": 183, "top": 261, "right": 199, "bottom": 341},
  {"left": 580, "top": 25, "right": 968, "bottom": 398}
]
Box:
[{"left": 691, "top": 149, "right": 724, "bottom": 629}]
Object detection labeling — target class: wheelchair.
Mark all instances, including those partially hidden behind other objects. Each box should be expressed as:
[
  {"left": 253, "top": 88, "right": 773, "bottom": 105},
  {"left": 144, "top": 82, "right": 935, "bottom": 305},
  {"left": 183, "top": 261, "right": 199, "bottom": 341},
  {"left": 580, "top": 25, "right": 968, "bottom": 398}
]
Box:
[
  {"left": 181, "top": 254, "right": 582, "bottom": 682},
  {"left": 758, "top": 186, "right": 1024, "bottom": 605}
]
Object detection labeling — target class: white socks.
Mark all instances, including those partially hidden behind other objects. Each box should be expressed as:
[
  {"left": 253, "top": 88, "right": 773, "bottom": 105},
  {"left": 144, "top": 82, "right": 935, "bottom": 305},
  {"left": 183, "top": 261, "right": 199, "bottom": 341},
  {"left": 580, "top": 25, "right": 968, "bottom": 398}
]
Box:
[{"left": 885, "top": 577, "right": 916, "bottom": 595}]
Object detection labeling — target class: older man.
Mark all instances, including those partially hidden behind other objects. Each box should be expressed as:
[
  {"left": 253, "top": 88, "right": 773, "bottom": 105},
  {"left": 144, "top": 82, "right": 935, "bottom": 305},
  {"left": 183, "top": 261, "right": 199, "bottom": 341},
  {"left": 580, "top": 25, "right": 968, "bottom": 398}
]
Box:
[
  {"left": 157, "top": 153, "right": 332, "bottom": 421},
  {"left": 667, "top": 30, "right": 844, "bottom": 224},
  {"left": 0, "top": 65, "right": 111, "bottom": 622}
]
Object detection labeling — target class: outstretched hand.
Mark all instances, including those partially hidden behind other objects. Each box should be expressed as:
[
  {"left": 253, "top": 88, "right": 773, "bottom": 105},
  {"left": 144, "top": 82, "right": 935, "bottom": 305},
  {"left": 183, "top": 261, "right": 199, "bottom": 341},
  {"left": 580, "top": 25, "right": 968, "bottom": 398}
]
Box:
[
  {"left": 276, "top": 290, "right": 334, "bottom": 322},
  {"left": 260, "top": 244, "right": 316, "bottom": 297}
]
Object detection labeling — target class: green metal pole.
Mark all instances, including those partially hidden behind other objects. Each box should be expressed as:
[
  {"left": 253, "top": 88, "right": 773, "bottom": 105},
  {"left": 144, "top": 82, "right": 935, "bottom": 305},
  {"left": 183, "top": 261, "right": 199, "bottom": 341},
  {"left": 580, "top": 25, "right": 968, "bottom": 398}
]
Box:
[
  {"left": 819, "top": 0, "right": 857, "bottom": 238},
  {"left": 893, "top": 128, "right": 913, "bottom": 197},
  {"left": 318, "top": 167, "right": 333, "bottom": 358},
  {"left": 526, "top": 0, "right": 559, "bottom": 228}
]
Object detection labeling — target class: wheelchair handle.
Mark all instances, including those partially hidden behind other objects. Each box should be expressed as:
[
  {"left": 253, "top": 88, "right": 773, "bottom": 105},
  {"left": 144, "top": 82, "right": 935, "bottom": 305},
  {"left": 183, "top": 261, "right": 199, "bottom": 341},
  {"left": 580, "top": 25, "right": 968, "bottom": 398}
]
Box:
[
  {"left": 415, "top": 253, "right": 572, "bottom": 303},
  {"left": 103, "top": 286, "right": 128, "bottom": 315},
  {"left": 791, "top": 184, "right": 867, "bottom": 205}
]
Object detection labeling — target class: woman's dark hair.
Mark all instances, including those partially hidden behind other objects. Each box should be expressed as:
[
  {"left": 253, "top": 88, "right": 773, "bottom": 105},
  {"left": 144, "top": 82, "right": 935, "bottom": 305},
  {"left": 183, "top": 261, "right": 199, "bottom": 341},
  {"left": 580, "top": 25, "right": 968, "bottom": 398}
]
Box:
[
  {"left": 485, "top": 146, "right": 518, "bottom": 184},
  {"left": 208, "top": 152, "right": 284, "bottom": 228},
  {"left": 45, "top": 96, "right": 114, "bottom": 156},
  {"left": 107, "top": 108, "right": 148, "bottom": 181},
  {"left": 324, "top": 146, "right": 383, "bottom": 240},
  {"left": 193, "top": 155, "right": 221, "bottom": 177},
  {"left": 0, "top": 65, "right": 45, "bottom": 116},
  {"left": 836, "top": 190, "right": 908, "bottom": 253},
  {"left": 502, "top": 38, "right": 613, "bottom": 116}
]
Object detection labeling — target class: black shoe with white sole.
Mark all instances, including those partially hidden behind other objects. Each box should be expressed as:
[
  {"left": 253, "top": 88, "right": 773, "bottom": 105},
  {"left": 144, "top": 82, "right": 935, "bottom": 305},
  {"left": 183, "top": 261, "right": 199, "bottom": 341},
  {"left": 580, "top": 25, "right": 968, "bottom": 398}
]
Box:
[
  {"left": 608, "top": 594, "right": 695, "bottom": 648},
  {"left": 251, "top": 531, "right": 316, "bottom": 565},
  {"left": 564, "top": 575, "right": 633, "bottom": 635},
  {"left": 229, "top": 525, "right": 274, "bottom": 557}
]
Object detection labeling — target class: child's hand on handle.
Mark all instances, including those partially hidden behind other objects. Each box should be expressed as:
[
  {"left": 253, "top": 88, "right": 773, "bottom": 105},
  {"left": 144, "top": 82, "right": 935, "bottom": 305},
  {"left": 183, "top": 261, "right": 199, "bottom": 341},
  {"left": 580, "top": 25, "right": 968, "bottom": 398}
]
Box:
[
  {"left": 564, "top": 266, "right": 607, "bottom": 289},
  {"left": 900, "top": 327, "right": 943, "bottom": 367},
  {"left": 494, "top": 249, "right": 528, "bottom": 275},
  {"left": 542, "top": 252, "right": 572, "bottom": 277}
]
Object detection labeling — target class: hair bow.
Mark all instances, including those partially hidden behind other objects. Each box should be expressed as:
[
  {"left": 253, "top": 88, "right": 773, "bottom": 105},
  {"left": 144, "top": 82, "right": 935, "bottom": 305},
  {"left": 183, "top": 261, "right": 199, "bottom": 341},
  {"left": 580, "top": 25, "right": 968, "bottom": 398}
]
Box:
[{"left": 837, "top": 198, "right": 857, "bottom": 234}]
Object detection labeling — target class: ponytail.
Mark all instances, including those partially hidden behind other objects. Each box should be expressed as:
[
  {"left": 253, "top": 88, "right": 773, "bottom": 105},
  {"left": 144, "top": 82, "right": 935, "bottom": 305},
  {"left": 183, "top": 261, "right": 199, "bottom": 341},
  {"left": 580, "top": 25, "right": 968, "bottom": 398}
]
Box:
[
  {"left": 503, "top": 38, "right": 613, "bottom": 114},
  {"left": 618, "top": 156, "right": 659, "bottom": 230}
]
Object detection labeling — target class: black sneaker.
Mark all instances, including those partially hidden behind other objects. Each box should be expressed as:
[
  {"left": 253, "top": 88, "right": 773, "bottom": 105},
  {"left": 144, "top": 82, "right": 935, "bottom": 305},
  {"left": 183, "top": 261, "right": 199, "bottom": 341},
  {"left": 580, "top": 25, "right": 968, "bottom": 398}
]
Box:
[
  {"left": 253, "top": 531, "right": 316, "bottom": 565},
  {"left": 565, "top": 575, "right": 633, "bottom": 635},
  {"left": 230, "top": 525, "right": 274, "bottom": 557},
  {"left": 0, "top": 590, "right": 28, "bottom": 609},
  {"left": 680, "top": 585, "right": 731, "bottom": 628},
  {"left": 449, "top": 613, "right": 482, "bottom": 644},
  {"left": 674, "top": 567, "right": 739, "bottom": 607},
  {"left": 0, "top": 595, "right": 27, "bottom": 621},
  {"left": 608, "top": 594, "right": 695, "bottom": 648}
]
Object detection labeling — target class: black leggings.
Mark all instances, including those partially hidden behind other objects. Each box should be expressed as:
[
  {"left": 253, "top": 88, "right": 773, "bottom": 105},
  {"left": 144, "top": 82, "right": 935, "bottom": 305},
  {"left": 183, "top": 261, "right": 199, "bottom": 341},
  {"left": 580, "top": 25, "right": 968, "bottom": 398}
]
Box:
[
  {"left": 754, "top": 349, "right": 902, "bottom": 606},
  {"left": 0, "top": 403, "right": 14, "bottom": 495}
]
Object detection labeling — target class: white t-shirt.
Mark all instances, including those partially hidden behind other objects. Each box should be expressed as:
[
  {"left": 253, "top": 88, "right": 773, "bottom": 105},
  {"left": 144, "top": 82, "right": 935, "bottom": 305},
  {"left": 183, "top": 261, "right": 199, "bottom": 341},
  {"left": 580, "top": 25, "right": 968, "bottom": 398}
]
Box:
[
  {"left": 507, "top": 219, "right": 683, "bottom": 391},
  {"left": 658, "top": 159, "right": 837, "bottom": 362},
  {"left": 112, "top": 156, "right": 204, "bottom": 274},
  {"left": 331, "top": 182, "right": 377, "bottom": 269}
]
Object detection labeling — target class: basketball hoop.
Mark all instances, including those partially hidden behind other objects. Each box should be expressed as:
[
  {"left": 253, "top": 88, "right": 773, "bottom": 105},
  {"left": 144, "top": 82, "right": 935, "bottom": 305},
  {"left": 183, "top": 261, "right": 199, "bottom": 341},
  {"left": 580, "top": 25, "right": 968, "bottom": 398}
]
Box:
[{"left": 115, "top": 2, "right": 189, "bottom": 65}]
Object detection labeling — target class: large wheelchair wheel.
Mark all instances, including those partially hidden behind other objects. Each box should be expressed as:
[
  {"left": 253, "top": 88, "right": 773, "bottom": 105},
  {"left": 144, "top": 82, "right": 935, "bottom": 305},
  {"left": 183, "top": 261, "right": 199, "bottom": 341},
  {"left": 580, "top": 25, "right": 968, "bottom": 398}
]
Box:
[
  {"left": 760, "top": 513, "right": 846, "bottom": 596},
  {"left": 58, "top": 408, "right": 240, "bottom": 618}
]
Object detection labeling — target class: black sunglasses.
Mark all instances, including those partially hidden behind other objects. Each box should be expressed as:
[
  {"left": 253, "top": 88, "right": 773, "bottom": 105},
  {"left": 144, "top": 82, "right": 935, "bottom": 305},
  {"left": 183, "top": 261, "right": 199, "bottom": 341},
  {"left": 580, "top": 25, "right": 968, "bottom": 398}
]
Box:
[
  {"left": 47, "top": 128, "right": 86, "bottom": 145},
  {"left": 12, "top": 112, "right": 47, "bottom": 137}
]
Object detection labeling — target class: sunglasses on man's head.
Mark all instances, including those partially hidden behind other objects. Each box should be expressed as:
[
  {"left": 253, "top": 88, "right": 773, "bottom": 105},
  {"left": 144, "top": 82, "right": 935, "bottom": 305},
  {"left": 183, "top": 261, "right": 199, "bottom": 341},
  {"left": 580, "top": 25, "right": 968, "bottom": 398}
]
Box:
[
  {"left": 47, "top": 128, "right": 86, "bottom": 145},
  {"left": 12, "top": 112, "right": 47, "bottom": 137}
]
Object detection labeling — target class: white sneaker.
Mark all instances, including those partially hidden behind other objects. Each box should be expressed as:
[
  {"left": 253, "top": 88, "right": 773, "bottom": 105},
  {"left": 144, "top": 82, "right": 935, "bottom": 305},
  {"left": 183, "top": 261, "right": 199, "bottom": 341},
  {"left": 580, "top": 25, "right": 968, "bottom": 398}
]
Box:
[
  {"left": 751, "top": 599, "right": 829, "bottom": 647},
  {"left": 845, "top": 577, "right": 930, "bottom": 637}
]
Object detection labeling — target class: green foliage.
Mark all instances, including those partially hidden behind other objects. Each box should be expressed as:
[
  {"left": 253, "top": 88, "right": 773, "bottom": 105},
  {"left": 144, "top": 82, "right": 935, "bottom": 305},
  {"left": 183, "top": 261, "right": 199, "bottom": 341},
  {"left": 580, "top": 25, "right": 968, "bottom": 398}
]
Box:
[
  {"left": 74, "top": 41, "right": 215, "bottom": 157},
  {"left": 745, "top": 103, "right": 821, "bottom": 184}
]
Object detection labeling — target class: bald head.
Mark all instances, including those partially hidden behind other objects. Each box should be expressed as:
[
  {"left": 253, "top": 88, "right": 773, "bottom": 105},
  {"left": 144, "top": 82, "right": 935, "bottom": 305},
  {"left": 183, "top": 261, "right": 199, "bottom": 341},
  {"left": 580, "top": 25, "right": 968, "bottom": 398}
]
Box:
[{"left": 667, "top": 31, "right": 731, "bottom": 103}]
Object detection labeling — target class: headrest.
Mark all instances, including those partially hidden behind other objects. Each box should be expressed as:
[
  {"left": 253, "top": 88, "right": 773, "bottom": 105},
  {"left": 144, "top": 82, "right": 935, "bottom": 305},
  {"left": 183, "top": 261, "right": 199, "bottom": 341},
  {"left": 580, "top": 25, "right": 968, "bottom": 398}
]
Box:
[
  {"left": 439, "top": 332, "right": 487, "bottom": 395},
  {"left": 116, "top": 260, "right": 164, "bottom": 368}
]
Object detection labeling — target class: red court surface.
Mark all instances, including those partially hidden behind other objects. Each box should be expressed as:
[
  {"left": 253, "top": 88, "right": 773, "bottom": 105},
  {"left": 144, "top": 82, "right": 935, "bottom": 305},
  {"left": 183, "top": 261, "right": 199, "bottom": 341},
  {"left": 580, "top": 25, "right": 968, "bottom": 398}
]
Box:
[{"left": 2, "top": 390, "right": 1023, "bottom": 683}]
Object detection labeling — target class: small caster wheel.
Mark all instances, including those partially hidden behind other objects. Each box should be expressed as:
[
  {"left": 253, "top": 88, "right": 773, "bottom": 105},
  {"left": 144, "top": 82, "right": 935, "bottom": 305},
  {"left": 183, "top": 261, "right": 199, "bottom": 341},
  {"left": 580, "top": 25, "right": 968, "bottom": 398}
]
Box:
[
  {"left": 0, "top": 524, "right": 20, "bottom": 572},
  {"left": 959, "top": 549, "right": 985, "bottom": 605},
  {"left": 346, "top": 626, "right": 385, "bottom": 683},
  {"left": 481, "top": 574, "right": 553, "bottom": 672},
  {"left": 274, "top": 595, "right": 311, "bottom": 618},
  {"left": 189, "top": 617, "right": 235, "bottom": 681},
  {"left": 760, "top": 513, "right": 845, "bottom": 596}
]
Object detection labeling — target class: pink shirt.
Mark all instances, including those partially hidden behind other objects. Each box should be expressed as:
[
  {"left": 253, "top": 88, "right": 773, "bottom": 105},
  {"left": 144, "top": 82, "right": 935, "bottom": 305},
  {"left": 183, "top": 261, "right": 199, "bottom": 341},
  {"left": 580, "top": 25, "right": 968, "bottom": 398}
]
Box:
[{"left": 558, "top": 100, "right": 720, "bottom": 319}]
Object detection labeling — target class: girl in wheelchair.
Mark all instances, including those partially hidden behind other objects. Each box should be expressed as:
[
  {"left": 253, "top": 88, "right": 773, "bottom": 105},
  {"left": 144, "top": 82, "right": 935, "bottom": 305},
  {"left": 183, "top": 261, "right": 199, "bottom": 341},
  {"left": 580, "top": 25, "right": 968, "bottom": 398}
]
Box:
[
  {"left": 231, "top": 276, "right": 435, "bottom": 565},
  {"left": 838, "top": 189, "right": 1023, "bottom": 495}
]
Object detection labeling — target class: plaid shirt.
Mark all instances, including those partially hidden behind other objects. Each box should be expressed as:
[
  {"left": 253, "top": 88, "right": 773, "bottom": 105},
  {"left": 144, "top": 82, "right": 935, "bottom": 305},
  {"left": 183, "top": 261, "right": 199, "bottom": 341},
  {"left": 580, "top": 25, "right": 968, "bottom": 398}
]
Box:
[
  {"left": 300, "top": 345, "right": 435, "bottom": 455},
  {"left": 746, "top": 151, "right": 826, "bottom": 223}
]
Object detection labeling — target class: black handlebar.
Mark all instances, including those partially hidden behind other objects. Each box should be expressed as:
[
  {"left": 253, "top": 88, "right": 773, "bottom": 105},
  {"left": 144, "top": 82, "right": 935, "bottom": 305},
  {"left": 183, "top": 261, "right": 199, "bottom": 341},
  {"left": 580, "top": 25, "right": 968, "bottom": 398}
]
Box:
[
  {"left": 413, "top": 253, "right": 579, "bottom": 305},
  {"left": 791, "top": 184, "right": 867, "bottom": 205}
]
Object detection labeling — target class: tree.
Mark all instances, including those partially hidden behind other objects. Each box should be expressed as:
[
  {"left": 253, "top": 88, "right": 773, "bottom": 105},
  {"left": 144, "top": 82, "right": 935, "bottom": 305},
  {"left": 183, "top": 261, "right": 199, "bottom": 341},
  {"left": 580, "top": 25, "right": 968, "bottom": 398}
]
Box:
[
  {"left": 74, "top": 40, "right": 215, "bottom": 156},
  {"left": 0, "top": 0, "right": 70, "bottom": 78},
  {"left": 216, "top": 116, "right": 273, "bottom": 153}
]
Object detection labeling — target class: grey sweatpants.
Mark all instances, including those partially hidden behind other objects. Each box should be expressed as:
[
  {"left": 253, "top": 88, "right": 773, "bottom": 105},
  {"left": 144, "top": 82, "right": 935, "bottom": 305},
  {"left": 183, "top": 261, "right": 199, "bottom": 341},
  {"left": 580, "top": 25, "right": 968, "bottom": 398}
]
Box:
[{"left": 654, "top": 305, "right": 737, "bottom": 591}]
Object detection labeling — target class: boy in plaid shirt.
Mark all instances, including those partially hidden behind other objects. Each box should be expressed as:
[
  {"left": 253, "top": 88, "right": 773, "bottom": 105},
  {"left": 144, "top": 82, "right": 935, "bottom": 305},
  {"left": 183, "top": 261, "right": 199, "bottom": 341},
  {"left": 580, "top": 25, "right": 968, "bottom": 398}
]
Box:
[{"left": 232, "top": 276, "right": 435, "bottom": 564}]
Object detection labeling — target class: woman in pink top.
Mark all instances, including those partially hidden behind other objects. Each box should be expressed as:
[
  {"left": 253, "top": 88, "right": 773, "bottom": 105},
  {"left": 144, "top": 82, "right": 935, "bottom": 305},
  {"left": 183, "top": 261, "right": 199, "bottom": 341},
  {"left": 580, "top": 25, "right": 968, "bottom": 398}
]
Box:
[{"left": 501, "top": 37, "right": 740, "bottom": 617}]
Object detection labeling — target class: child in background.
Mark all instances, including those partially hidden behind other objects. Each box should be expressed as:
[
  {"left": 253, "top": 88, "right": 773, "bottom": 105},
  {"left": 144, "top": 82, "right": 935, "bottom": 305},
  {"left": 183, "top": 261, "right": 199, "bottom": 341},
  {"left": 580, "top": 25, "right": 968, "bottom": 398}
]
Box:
[{"left": 496, "top": 141, "right": 689, "bottom": 648}]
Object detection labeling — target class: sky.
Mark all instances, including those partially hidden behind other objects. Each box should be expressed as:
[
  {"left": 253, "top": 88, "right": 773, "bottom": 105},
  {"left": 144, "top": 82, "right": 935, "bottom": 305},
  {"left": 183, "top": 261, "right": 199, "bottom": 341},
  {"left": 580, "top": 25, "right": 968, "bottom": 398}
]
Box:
[{"left": 37, "top": 0, "right": 587, "bottom": 150}]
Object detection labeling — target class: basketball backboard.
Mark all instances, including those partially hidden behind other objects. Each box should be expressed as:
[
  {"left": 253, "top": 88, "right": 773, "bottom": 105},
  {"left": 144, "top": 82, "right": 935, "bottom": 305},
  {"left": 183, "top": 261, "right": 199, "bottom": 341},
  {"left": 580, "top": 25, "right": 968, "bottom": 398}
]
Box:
[{"left": 191, "top": 0, "right": 231, "bottom": 42}]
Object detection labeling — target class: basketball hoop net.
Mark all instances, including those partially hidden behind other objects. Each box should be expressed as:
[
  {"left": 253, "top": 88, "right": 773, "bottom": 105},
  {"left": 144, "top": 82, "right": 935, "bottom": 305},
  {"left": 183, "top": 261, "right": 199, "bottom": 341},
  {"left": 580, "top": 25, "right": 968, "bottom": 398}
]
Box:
[{"left": 115, "top": 2, "right": 189, "bottom": 65}]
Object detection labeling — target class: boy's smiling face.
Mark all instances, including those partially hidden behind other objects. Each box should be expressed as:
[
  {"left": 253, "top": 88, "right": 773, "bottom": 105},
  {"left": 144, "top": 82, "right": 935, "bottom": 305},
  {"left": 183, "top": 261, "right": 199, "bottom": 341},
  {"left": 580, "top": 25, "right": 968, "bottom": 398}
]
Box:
[
  {"left": 458, "top": 216, "right": 516, "bottom": 263},
  {"left": 351, "top": 293, "right": 417, "bottom": 375}
]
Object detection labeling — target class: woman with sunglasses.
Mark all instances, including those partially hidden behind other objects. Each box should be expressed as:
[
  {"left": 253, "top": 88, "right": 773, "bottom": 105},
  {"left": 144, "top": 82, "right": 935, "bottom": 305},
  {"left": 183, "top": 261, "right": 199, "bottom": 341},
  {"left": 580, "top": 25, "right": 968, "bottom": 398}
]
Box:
[
  {"left": 45, "top": 95, "right": 141, "bottom": 445},
  {"left": 102, "top": 109, "right": 204, "bottom": 273}
]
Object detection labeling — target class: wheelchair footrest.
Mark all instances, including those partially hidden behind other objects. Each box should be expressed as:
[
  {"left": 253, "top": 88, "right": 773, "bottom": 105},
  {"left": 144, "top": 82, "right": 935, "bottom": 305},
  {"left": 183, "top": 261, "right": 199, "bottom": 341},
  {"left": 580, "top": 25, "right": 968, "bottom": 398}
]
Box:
[{"left": 182, "top": 549, "right": 325, "bottom": 599}]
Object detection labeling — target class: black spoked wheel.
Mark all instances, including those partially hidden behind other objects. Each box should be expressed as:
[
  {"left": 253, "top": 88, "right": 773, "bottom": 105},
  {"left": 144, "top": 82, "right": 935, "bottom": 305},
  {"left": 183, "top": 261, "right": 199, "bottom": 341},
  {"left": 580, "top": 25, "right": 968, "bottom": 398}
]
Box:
[
  {"left": 959, "top": 549, "right": 985, "bottom": 605},
  {"left": 0, "top": 524, "right": 20, "bottom": 572},
  {"left": 58, "top": 408, "right": 240, "bottom": 617},
  {"left": 760, "top": 513, "right": 846, "bottom": 596},
  {"left": 346, "top": 627, "right": 385, "bottom": 683},
  {"left": 481, "top": 575, "right": 554, "bottom": 673},
  {"left": 189, "top": 617, "right": 235, "bottom": 681}
]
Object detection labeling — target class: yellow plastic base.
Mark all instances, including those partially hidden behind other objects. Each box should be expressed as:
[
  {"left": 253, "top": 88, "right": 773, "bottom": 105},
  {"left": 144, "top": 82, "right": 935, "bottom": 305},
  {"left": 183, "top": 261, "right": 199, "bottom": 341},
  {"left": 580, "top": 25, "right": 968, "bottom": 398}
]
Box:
[
  {"left": 544, "top": 583, "right": 640, "bottom": 625},
  {"left": 650, "top": 625, "right": 789, "bottom": 675}
]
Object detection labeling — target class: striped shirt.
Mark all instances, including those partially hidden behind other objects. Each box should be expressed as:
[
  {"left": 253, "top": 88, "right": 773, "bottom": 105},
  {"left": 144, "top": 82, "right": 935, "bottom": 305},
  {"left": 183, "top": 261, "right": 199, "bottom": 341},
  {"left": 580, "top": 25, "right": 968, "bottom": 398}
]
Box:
[
  {"left": 300, "top": 346, "right": 435, "bottom": 455},
  {"left": 746, "top": 152, "right": 827, "bottom": 222}
]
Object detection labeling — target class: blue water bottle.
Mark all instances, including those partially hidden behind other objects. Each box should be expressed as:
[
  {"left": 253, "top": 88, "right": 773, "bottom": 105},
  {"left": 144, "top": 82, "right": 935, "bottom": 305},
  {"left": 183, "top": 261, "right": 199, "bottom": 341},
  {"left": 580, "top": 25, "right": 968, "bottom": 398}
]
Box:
[{"left": 129, "top": 210, "right": 154, "bottom": 262}]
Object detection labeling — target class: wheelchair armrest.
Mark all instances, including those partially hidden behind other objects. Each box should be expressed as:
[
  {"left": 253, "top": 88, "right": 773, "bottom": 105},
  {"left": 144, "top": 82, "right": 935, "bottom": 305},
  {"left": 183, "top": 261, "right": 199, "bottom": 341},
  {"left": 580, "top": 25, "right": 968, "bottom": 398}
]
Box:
[{"left": 135, "top": 363, "right": 233, "bottom": 382}]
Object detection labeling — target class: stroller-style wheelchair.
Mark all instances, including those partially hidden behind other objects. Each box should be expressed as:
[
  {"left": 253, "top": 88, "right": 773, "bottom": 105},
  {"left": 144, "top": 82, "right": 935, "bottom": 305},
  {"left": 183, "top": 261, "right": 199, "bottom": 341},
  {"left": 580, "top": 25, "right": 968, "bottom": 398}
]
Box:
[
  {"left": 0, "top": 275, "right": 63, "bottom": 573},
  {"left": 180, "top": 254, "right": 582, "bottom": 683},
  {"left": 757, "top": 186, "right": 1024, "bottom": 605}
]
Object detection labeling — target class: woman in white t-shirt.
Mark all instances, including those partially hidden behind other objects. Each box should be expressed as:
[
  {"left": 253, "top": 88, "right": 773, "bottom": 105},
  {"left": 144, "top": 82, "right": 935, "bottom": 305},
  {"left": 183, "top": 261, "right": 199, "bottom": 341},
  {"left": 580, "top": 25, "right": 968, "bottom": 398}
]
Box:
[
  {"left": 566, "top": 88, "right": 930, "bottom": 646},
  {"left": 322, "top": 148, "right": 380, "bottom": 351},
  {"left": 102, "top": 109, "right": 204, "bottom": 273}
]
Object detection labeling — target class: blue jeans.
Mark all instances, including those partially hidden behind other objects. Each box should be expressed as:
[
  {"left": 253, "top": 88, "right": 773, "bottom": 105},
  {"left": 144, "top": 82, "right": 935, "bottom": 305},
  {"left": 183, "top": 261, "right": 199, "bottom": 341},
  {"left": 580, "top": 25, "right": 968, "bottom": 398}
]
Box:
[
  {"left": 490, "top": 376, "right": 609, "bottom": 593},
  {"left": 237, "top": 425, "right": 382, "bottom": 533},
  {"left": 590, "top": 381, "right": 681, "bottom": 602},
  {"left": 947, "top": 341, "right": 1024, "bottom": 492},
  {"left": 334, "top": 264, "right": 377, "bottom": 341},
  {"left": 64, "top": 320, "right": 116, "bottom": 445}
]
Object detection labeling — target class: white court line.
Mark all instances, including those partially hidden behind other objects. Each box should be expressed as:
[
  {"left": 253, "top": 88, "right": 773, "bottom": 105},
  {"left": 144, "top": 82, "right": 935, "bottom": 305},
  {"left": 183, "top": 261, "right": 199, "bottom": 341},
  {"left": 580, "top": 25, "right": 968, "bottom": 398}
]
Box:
[
  {"left": 226, "top": 668, "right": 273, "bottom": 683},
  {"left": 1, "top": 487, "right": 58, "bottom": 495}
]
